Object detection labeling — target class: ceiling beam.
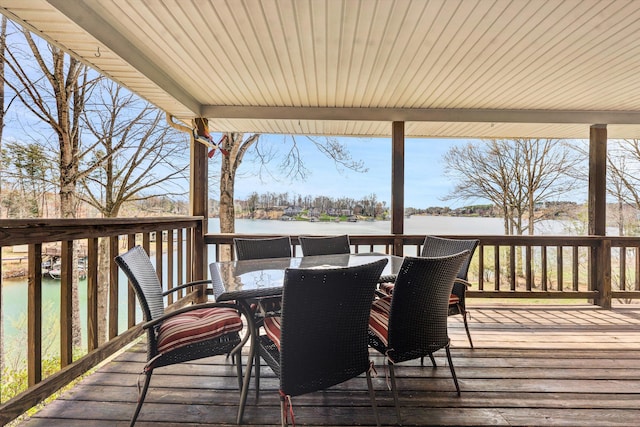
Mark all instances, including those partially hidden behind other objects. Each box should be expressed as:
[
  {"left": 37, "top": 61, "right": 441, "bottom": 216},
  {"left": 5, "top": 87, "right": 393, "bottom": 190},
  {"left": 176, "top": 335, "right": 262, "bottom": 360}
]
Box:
[
  {"left": 202, "top": 106, "right": 640, "bottom": 124},
  {"left": 47, "top": 0, "right": 201, "bottom": 115}
]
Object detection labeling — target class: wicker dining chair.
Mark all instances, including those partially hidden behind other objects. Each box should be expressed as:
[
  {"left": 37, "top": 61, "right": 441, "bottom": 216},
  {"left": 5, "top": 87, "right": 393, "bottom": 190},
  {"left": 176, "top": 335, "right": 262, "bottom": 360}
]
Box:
[
  {"left": 255, "top": 258, "right": 388, "bottom": 427},
  {"left": 298, "top": 234, "right": 351, "bottom": 256},
  {"left": 379, "top": 235, "right": 479, "bottom": 347},
  {"left": 232, "top": 236, "right": 292, "bottom": 313},
  {"left": 368, "top": 252, "right": 470, "bottom": 425},
  {"left": 421, "top": 236, "right": 479, "bottom": 346},
  {"left": 234, "top": 236, "right": 292, "bottom": 260},
  {"left": 115, "top": 246, "right": 244, "bottom": 426}
]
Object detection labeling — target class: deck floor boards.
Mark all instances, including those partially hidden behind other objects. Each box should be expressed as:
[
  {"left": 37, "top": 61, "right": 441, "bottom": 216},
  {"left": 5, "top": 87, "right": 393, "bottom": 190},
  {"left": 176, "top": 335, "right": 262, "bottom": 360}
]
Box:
[{"left": 18, "top": 304, "right": 640, "bottom": 426}]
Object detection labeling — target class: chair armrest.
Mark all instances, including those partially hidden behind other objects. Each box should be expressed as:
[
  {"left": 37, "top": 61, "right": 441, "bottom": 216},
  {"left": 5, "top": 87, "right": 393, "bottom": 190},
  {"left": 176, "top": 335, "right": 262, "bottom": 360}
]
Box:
[
  {"left": 161, "top": 279, "right": 211, "bottom": 296},
  {"left": 451, "top": 278, "right": 472, "bottom": 300},
  {"left": 454, "top": 278, "right": 472, "bottom": 289},
  {"left": 378, "top": 274, "right": 397, "bottom": 284},
  {"left": 142, "top": 301, "right": 242, "bottom": 330}
]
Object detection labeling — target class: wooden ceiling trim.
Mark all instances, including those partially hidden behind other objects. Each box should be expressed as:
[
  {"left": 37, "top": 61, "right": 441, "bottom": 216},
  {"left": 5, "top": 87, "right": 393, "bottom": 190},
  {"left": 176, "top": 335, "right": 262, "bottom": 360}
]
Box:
[
  {"left": 201, "top": 105, "right": 640, "bottom": 125},
  {"left": 47, "top": 0, "right": 200, "bottom": 114}
]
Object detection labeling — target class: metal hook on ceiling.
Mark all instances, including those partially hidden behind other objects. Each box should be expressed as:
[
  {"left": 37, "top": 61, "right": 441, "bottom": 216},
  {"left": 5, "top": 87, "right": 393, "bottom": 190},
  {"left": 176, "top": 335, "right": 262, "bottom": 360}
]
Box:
[{"left": 95, "top": 46, "right": 101, "bottom": 58}]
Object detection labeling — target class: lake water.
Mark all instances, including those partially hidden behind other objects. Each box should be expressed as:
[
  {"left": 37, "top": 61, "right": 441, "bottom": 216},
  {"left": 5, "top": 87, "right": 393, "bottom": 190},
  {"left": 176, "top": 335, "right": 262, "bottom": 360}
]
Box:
[
  {"left": 210, "top": 215, "right": 575, "bottom": 235},
  {"left": 1, "top": 215, "right": 576, "bottom": 365}
]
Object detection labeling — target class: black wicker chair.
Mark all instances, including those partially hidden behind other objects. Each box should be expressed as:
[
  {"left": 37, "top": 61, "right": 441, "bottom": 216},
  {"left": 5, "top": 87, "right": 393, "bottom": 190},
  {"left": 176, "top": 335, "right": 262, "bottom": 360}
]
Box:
[
  {"left": 232, "top": 236, "right": 293, "bottom": 366},
  {"left": 234, "top": 236, "right": 292, "bottom": 260},
  {"left": 256, "top": 258, "right": 388, "bottom": 427},
  {"left": 233, "top": 236, "right": 293, "bottom": 314},
  {"left": 379, "top": 235, "right": 479, "bottom": 347},
  {"left": 422, "top": 236, "right": 479, "bottom": 347},
  {"left": 298, "top": 234, "right": 351, "bottom": 256},
  {"left": 115, "top": 246, "right": 244, "bottom": 426},
  {"left": 369, "top": 252, "right": 470, "bottom": 425}
]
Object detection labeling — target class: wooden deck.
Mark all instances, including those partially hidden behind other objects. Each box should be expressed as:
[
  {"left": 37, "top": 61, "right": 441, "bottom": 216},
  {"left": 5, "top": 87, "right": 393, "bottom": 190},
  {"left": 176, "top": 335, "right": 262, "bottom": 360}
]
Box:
[{"left": 17, "top": 304, "right": 640, "bottom": 426}]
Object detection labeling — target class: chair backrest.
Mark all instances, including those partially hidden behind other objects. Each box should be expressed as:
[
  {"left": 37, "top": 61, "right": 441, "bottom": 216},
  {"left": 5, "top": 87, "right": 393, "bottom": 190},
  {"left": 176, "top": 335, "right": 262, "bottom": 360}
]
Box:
[
  {"left": 234, "top": 236, "right": 292, "bottom": 260},
  {"left": 386, "top": 252, "right": 470, "bottom": 363},
  {"left": 420, "top": 235, "right": 479, "bottom": 280},
  {"left": 279, "top": 258, "right": 388, "bottom": 397},
  {"left": 114, "top": 245, "right": 164, "bottom": 322},
  {"left": 299, "top": 234, "right": 351, "bottom": 256}
]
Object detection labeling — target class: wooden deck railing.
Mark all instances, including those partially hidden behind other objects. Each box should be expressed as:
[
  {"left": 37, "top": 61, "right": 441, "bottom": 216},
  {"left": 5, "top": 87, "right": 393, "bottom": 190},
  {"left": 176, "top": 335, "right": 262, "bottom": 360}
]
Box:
[
  {"left": 206, "top": 233, "right": 640, "bottom": 306},
  {"left": 3, "top": 223, "right": 640, "bottom": 425},
  {"left": 0, "top": 217, "right": 205, "bottom": 425}
]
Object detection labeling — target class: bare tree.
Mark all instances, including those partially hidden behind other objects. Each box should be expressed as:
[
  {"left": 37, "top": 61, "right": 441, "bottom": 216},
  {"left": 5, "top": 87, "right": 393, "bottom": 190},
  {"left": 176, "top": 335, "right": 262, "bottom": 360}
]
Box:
[
  {"left": 572, "top": 138, "right": 640, "bottom": 236},
  {"left": 0, "top": 14, "right": 6, "bottom": 400},
  {"left": 1, "top": 27, "right": 101, "bottom": 218},
  {"left": 607, "top": 139, "right": 640, "bottom": 227},
  {"left": 210, "top": 133, "right": 366, "bottom": 232},
  {"left": 80, "top": 80, "right": 189, "bottom": 344},
  {"left": 80, "top": 81, "right": 189, "bottom": 216},
  {"left": 0, "top": 24, "right": 101, "bottom": 348},
  {"left": 443, "top": 138, "right": 581, "bottom": 235}
]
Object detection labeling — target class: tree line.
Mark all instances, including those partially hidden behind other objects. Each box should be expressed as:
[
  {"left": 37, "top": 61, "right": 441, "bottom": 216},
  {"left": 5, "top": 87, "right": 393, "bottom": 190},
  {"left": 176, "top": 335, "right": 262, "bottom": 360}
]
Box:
[{"left": 230, "top": 192, "right": 386, "bottom": 218}]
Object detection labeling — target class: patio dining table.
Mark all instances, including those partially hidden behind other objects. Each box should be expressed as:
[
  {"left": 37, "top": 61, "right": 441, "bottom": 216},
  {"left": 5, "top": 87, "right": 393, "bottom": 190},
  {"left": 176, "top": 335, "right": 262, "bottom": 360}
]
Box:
[{"left": 209, "top": 252, "right": 404, "bottom": 424}]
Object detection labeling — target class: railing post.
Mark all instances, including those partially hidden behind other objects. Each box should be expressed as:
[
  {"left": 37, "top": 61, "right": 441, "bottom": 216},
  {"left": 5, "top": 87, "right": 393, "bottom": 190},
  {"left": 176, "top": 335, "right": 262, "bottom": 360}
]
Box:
[
  {"left": 594, "top": 238, "right": 612, "bottom": 308},
  {"left": 391, "top": 121, "right": 404, "bottom": 256},
  {"left": 588, "top": 124, "right": 609, "bottom": 308},
  {"left": 192, "top": 119, "right": 209, "bottom": 284}
]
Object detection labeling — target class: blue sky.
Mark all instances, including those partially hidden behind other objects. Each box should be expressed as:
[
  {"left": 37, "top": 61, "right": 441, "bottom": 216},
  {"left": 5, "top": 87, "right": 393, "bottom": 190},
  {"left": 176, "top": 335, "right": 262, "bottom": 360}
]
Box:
[{"left": 227, "top": 135, "right": 475, "bottom": 209}]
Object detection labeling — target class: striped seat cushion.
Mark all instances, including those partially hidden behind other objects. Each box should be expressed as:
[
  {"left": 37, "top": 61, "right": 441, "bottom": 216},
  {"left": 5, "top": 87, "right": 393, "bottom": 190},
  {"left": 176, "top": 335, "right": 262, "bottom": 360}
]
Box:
[
  {"left": 378, "top": 283, "right": 460, "bottom": 305},
  {"left": 263, "top": 316, "right": 283, "bottom": 350},
  {"left": 378, "top": 282, "right": 395, "bottom": 295},
  {"left": 157, "top": 306, "right": 243, "bottom": 353},
  {"left": 369, "top": 296, "right": 392, "bottom": 346}
]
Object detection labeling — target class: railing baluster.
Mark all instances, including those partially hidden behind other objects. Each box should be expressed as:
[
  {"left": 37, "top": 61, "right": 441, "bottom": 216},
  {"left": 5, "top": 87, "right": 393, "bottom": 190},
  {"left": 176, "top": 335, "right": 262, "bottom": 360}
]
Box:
[
  {"left": 510, "top": 245, "right": 516, "bottom": 291},
  {"left": 557, "top": 246, "right": 563, "bottom": 292},
  {"left": 178, "top": 230, "right": 185, "bottom": 298},
  {"left": 573, "top": 246, "right": 579, "bottom": 291},
  {"left": 87, "top": 237, "right": 99, "bottom": 352},
  {"left": 478, "top": 244, "right": 484, "bottom": 290},
  {"left": 525, "top": 245, "right": 532, "bottom": 291},
  {"left": 127, "top": 234, "right": 136, "bottom": 328},
  {"left": 186, "top": 231, "right": 193, "bottom": 283},
  {"left": 109, "top": 236, "right": 119, "bottom": 340},
  {"left": 494, "top": 244, "right": 500, "bottom": 291},
  {"left": 60, "top": 240, "right": 73, "bottom": 367},
  {"left": 167, "top": 229, "right": 175, "bottom": 305},
  {"left": 28, "top": 243, "right": 43, "bottom": 386},
  {"left": 155, "top": 234, "right": 163, "bottom": 291},
  {"left": 620, "top": 246, "right": 627, "bottom": 291},
  {"left": 542, "top": 246, "right": 548, "bottom": 291}
]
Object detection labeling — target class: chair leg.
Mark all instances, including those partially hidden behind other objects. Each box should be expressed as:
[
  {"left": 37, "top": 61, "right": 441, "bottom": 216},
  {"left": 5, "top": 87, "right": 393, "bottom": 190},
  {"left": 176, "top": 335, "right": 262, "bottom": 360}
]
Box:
[
  {"left": 130, "top": 370, "right": 152, "bottom": 427},
  {"left": 460, "top": 307, "right": 474, "bottom": 348},
  {"left": 388, "top": 363, "right": 402, "bottom": 426},
  {"left": 280, "top": 394, "right": 287, "bottom": 427},
  {"left": 235, "top": 350, "right": 243, "bottom": 391},
  {"left": 445, "top": 344, "right": 461, "bottom": 396},
  {"left": 255, "top": 351, "right": 261, "bottom": 402},
  {"left": 428, "top": 352, "right": 437, "bottom": 367},
  {"left": 366, "top": 369, "right": 380, "bottom": 427}
]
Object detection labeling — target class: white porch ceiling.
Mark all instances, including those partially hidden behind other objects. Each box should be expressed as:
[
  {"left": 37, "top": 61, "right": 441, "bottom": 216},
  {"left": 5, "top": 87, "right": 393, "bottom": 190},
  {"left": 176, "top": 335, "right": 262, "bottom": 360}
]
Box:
[{"left": 2, "top": 0, "right": 640, "bottom": 139}]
